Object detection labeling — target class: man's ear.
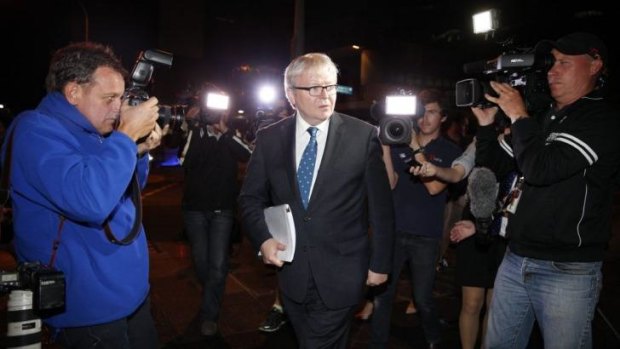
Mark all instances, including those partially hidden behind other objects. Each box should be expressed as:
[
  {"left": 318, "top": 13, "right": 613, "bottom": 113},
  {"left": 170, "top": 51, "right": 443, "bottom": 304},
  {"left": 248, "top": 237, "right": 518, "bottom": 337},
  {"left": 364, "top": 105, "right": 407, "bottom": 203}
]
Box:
[
  {"left": 590, "top": 56, "right": 604, "bottom": 77},
  {"left": 63, "top": 82, "right": 81, "bottom": 105}
]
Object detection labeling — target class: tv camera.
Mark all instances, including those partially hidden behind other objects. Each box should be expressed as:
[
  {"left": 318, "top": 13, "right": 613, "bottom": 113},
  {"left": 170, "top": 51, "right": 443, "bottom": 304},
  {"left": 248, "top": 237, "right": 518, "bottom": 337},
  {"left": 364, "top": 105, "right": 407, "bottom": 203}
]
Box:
[{"left": 455, "top": 50, "right": 553, "bottom": 115}]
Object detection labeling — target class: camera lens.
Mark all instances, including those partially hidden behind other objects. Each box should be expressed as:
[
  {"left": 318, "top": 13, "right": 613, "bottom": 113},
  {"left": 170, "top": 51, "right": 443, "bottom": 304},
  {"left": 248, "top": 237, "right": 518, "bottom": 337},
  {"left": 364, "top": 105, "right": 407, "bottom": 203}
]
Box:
[
  {"left": 379, "top": 116, "right": 413, "bottom": 145},
  {"left": 6, "top": 290, "right": 42, "bottom": 348}
]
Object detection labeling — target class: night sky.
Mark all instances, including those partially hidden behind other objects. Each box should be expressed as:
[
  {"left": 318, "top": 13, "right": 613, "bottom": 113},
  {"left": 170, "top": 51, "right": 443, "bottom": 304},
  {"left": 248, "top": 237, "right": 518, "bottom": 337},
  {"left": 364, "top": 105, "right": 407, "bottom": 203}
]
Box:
[{"left": 1, "top": 0, "right": 617, "bottom": 115}]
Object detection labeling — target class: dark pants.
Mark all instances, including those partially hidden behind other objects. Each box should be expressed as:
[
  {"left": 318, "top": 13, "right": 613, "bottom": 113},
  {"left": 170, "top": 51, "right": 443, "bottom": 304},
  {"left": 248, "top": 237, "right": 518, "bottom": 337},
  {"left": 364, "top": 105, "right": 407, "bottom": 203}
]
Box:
[
  {"left": 55, "top": 296, "right": 158, "bottom": 349},
  {"left": 183, "top": 209, "right": 234, "bottom": 321},
  {"left": 281, "top": 272, "right": 358, "bottom": 349},
  {"left": 371, "top": 233, "right": 442, "bottom": 347}
]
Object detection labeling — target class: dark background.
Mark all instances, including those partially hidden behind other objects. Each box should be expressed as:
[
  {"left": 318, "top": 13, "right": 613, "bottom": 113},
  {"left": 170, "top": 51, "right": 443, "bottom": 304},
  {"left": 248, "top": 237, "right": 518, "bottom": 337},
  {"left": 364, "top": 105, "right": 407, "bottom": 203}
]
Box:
[{"left": 1, "top": 0, "right": 617, "bottom": 115}]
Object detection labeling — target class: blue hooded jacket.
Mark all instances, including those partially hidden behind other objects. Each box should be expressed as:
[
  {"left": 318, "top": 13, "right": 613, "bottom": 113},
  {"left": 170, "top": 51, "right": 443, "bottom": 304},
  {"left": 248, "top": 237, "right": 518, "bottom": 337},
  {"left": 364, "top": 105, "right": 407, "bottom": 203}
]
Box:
[{"left": 2, "top": 92, "right": 150, "bottom": 328}]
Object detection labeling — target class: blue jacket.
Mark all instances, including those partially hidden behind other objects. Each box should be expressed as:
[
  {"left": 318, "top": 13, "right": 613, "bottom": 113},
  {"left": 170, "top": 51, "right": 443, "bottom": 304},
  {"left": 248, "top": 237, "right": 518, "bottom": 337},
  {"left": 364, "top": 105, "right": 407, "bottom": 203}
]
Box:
[{"left": 2, "top": 92, "right": 150, "bottom": 328}]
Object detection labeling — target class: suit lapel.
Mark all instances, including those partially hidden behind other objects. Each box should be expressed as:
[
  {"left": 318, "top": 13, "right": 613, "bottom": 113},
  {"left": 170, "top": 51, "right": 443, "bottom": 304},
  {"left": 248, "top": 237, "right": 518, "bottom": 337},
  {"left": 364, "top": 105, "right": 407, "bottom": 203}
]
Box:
[{"left": 307, "top": 113, "right": 343, "bottom": 209}]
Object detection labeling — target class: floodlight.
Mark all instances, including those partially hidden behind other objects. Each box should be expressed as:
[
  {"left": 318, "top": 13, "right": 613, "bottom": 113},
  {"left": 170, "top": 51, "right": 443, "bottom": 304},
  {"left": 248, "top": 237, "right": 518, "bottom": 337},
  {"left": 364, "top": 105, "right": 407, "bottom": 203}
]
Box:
[
  {"left": 385, "top": 95, "right": 417, "bottom": 115},
  {"left": 205, "top": 92, "right": 229, "bottom": 110},
  {"left": 473, "top": 9, "right": 498, "bottom": 34},
  {"left": 257, "top": 84, "right": 277, "bottom": 104}
]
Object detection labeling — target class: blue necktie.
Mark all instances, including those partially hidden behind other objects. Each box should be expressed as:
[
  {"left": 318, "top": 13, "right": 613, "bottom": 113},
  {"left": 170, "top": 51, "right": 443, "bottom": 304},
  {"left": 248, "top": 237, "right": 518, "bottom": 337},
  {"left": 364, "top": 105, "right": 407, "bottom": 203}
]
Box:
[{"left": 297, "top": 127, "right": 318, "bottom": 209}]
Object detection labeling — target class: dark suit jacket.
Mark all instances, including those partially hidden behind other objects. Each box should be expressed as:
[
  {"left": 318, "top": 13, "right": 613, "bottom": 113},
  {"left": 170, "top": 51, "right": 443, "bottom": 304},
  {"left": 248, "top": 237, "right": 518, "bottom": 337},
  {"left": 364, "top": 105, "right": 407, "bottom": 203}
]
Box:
[{"left": 239, "top": 112, "right": 395, "bottom": 309}]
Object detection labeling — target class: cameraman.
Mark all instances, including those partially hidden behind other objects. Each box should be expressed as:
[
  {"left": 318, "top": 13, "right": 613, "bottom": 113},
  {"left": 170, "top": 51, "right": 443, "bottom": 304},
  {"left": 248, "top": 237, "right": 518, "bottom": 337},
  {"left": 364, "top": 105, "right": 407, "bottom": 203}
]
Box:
[
  {"left": 1, "top": 42, "right": 164, "bottom": 348},
  {"left": 179, "top": 101, "right": 252, "bottom": 336},
  {"left": 478, "top": 32, "right": 620, "bottom": 348}
]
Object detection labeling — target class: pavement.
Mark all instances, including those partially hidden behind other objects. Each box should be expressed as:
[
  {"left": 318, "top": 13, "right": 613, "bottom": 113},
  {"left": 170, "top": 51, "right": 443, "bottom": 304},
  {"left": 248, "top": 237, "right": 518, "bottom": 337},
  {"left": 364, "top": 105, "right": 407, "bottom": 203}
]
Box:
[{"left": 2, "top": 164, "right": 620, "bottom": 348}]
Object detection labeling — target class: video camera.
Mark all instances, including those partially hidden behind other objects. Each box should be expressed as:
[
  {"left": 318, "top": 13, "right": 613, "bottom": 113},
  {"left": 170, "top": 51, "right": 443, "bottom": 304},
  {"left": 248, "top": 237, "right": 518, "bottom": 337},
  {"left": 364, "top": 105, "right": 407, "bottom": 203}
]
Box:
[
  {"left": 0, "top": 262, "right": 65, "bottom": 317},
  {"left": 455, "top": 51, "right": 553, "bottom": 114},
  {"left": 374, "top": 93, "right": 420, "bottom": 145},
  {"left": 124, "top": 49, "right": 186, "bottom": 129}
]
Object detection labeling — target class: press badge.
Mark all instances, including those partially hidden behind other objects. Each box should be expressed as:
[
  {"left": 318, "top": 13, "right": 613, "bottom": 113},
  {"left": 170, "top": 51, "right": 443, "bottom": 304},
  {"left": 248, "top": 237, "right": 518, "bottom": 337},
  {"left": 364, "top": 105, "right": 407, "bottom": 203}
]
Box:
[{"left": 505, "top": 176, "right": 524, "bottom": 214}]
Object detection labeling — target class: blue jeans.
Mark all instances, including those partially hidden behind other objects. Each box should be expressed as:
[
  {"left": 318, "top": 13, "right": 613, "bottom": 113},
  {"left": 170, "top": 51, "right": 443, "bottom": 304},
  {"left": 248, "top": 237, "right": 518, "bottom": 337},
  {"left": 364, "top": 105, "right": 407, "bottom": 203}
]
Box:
[
  {"left": 370, "top": 233, "right": 442, "bottom": 347},
  {"left": 485, "top": 249, "right": 602, "bottom": 349},
  {"left": 183, "top": 209, "right": 234, "bottom": 321},
  {"left": 55, "top": 296, "right": 158, "bottom": 349}
]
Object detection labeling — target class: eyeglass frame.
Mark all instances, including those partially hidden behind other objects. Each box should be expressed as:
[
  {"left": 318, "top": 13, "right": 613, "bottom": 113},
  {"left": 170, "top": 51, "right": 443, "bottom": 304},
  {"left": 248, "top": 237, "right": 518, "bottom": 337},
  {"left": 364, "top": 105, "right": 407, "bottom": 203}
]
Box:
[{"left": 290, "top": 84, "right": 338, "bottom": 96}]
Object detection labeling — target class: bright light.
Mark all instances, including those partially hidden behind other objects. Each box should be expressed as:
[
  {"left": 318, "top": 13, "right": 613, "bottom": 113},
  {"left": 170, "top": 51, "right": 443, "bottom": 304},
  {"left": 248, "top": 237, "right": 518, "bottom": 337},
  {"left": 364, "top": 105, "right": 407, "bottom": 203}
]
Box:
[
  {"left": 205, "top": 92, "right": 229, "bottom": 110},
  {"left": 352, "top": 45, "right": 360, "bottom": 50},
  {"left": 386, "top": 96, "right": 417, "bottom": 115},
  {"left": 258, "top": 85, "right": 277, "bottom": 104},
  {"left": 473, "top": 10, "right": 497, "bottom": 34},
  {"left": 0, "top": 104, "right": 4, "bottom": 109}
]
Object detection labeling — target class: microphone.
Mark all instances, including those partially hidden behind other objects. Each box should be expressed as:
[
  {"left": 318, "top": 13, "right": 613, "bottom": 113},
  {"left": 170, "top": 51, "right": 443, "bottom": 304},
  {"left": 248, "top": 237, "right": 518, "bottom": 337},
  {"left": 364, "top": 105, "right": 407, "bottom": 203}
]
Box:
[{"left": 467, "top": 167, "right": 499, "bottom": 244}]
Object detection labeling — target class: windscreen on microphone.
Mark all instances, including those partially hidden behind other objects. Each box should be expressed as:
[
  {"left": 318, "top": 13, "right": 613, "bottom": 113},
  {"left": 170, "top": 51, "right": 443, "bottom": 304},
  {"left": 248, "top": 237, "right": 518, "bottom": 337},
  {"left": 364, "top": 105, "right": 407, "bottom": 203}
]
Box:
[{"left": 468, "top": 167, "right": 499, "bottom": 219}]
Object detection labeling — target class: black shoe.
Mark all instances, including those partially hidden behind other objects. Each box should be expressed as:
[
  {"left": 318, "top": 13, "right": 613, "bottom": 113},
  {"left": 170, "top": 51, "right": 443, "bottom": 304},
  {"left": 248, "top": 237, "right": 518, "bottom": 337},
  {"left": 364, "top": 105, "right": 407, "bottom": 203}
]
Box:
[{"left": 258, "top": 307, "right": 287, "bottom": 333}]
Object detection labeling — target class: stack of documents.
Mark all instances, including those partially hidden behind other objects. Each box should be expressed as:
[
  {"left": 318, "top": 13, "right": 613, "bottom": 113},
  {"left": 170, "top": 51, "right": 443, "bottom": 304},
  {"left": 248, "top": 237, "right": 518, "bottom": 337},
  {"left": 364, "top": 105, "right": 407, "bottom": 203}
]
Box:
[{"left": 263, "top": 204, "right": 296, "bottom": 262}]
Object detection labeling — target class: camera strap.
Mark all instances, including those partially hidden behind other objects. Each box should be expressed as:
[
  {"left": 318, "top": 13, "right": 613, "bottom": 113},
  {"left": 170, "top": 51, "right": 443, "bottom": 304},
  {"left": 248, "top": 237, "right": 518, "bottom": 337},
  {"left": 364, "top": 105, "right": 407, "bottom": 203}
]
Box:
[{"left": 103, "top": 173, "right": 143, "bottom": 245}]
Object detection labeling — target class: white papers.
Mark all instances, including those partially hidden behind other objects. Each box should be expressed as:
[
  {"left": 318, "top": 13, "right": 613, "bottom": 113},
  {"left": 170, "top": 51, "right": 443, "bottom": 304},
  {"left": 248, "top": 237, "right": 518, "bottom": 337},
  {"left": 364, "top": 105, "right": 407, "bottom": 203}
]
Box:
[{"left": 263, "top": 204, "right": 296, "bottom": 262}]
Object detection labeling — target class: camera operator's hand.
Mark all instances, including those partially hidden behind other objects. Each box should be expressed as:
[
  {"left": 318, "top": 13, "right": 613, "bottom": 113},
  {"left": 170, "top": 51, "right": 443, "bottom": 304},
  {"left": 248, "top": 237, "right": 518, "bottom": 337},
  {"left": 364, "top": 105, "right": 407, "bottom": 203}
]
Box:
[
  {"left": 118, "top": 97, "right": 159, "bottom": 142},
  {"left": 485, "top": 81, "right": 529, "bottom": 123},
  {"left": 450, "top": 220, "right": 476, "bottom": 243},
  {"left": 137, "top": 123, "right": 169, "bottom": 156},
  {"left": 471, "top": 106, "right": 498, "bottom": 126}
]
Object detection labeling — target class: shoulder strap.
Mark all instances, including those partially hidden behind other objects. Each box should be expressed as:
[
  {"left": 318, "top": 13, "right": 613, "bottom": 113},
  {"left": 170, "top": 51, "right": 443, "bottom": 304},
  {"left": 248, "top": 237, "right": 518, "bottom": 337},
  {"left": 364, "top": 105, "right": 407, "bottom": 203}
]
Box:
[{"left": 103, "top": 173, "right": 143, "bottom": 245}]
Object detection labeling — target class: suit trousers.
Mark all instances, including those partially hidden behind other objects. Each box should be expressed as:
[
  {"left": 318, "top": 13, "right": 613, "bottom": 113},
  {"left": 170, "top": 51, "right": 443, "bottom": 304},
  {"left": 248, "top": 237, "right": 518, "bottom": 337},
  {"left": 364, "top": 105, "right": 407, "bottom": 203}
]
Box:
[{"left": 281, "top": 267, "right": 358, "bottom": 349}]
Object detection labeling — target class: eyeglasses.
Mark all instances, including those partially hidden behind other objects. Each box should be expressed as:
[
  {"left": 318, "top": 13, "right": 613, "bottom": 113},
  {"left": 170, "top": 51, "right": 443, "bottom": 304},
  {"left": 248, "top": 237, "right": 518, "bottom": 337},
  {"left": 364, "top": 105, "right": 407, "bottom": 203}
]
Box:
[{"left": 291, "top": 84, "right": 338, "bottom": 96}]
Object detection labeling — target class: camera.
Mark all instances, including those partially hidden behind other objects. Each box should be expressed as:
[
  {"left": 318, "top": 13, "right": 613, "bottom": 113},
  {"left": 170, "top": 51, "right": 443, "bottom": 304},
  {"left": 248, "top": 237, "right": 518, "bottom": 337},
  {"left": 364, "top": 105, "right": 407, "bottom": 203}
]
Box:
[
  {"left": 1, "top": 262, "right": 65, "bottom": 317},
  {"left": 455, "top": 51, "right": 553, "bottom": 114},
  {"left": 376, "top": 94, "right": 419, "bottom": 145},
  {"left": 124, "top": 49, "right": 185, "bottom": 129}
]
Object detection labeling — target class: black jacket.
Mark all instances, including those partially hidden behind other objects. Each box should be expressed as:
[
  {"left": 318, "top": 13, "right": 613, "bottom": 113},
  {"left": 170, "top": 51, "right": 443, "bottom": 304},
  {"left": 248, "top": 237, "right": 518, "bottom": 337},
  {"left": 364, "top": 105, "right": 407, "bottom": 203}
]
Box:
[
  {"left": 508, "top": 94, "right": 620, "bottom": 262},
  {"left": 181, "top": 125, "right": 252, "bottom": 211}
]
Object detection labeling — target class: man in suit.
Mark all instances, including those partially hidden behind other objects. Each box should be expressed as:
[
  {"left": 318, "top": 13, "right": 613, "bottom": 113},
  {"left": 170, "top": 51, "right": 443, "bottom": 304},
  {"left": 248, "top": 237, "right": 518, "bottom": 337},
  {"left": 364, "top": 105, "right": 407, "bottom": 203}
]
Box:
[{"left": 239, "top": 52, "right": 395, "bottom": 348}]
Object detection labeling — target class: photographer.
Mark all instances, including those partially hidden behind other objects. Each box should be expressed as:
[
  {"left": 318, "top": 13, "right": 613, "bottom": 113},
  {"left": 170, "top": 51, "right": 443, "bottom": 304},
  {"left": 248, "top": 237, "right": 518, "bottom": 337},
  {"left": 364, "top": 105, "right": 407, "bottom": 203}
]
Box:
[
  {"left": 477, "top": 32, "right": 620, "bottom": 348},
  {"left": 179, "top": 100, "right": 252, "bottom": 336},
  {"left": 371, "top": 89, "right": 462, "bottom": 349},
  {"left": 1, "top": 42, "right": 164, "bottom": 348}
]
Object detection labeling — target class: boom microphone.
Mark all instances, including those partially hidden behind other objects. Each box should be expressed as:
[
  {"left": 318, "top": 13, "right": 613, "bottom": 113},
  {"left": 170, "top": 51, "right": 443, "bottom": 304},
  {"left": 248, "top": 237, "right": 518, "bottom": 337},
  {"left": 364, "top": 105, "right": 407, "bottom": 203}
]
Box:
[{"left": 467, "top": 167, "right": 499, "bottom": 239}]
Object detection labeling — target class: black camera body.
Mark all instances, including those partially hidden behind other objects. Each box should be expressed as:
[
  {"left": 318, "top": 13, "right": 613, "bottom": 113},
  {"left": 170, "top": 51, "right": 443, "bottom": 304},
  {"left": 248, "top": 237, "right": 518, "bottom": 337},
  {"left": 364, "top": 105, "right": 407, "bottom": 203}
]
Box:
[
  {"left": 0, "top": 262, "right": 65, "bottom": 316},
  {"left": 124, "top": 49, "right": 184, "bottom": 128},
  {"left": 455, "top": 52, "right": 553, "bottom": 113}
]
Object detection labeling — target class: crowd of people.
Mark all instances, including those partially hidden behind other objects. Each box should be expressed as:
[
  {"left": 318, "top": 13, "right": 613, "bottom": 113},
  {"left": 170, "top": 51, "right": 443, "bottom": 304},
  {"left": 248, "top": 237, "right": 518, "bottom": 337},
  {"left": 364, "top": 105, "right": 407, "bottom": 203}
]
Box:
[{"left": 2, "top": 30, "right": 618, "bottom": 349}]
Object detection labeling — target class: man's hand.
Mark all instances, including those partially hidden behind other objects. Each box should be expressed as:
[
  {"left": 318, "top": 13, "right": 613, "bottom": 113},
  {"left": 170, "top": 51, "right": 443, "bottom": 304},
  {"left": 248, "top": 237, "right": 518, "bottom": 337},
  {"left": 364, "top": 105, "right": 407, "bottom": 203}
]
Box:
[
  {"left": 137, "top": 123, "right": 169, "bottom": 156},
  {"left": 259, "top": 238, "right": 286, "bottom": 267},
  {"left": 117, "top": 97, "right": 159, "bottom": 141},
  {"left": 366, "top": 270, "right": 388, "bottom": 286},
  {"left": 450, "top": 220, "right": 476, "bottom": 243},
  {"left": 411, "top": 161, "right": 437, "bottom": 177},
  {"left": 484, "top": 81, "right": 529, "bottom": 123},
  {"left": 471, "top": 106, "right": 498, "bottom": 126}
]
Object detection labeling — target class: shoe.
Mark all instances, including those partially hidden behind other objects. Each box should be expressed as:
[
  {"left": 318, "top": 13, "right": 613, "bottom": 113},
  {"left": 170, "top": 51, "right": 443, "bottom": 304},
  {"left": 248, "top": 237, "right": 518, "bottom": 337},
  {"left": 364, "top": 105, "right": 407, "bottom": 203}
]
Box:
[
  {"left": 355, "top": 300, "right": 374, "bottom": 320},
  {"left": 405, "top": 300, "right": 417, "bottom": 314},
  {"left": 201, "top": 320, "right": 218, "bottom": 336},
  {"left": 258, "top": 307, "right": 287, "bottom": 333}
]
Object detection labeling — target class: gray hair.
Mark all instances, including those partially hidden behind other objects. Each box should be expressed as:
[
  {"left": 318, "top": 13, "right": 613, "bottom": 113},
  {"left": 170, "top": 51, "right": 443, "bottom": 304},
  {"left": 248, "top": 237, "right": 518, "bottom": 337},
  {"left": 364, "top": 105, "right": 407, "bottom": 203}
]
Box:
[{"left": 283, "top": 53, "right": 339, "bottom": 91}]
